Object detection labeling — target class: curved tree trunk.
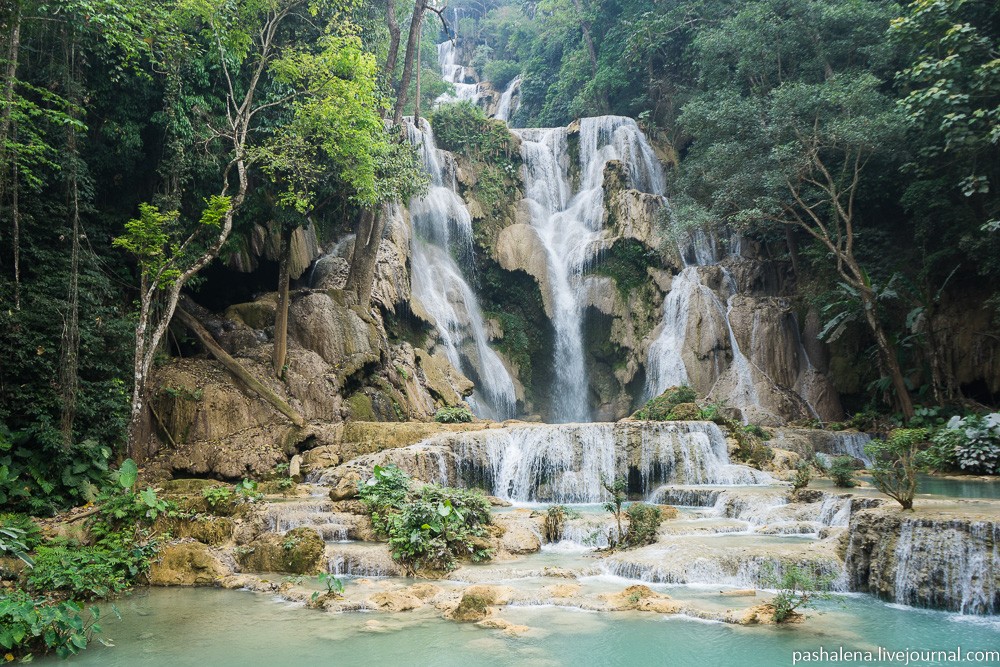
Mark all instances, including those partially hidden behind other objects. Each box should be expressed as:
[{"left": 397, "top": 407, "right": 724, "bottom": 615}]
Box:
[
  {"left": 861, "top": 291, "right": 915, "bottom": 420},
  {"left": 392, "top": 0, "right": 427, "bottom": 126},
  {"left": 272, "top": 227, "right": 291, "bottom": 377}
]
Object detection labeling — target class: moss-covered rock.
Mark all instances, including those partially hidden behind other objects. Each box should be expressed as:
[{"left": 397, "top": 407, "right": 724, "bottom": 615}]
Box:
[
  {"left": 157, "top": 516, "right": 236, "bottom": 546},
  {"left": 149, "top": 541, "right": 233, "bottom": 586},
  {"left": 237, "top": 527, "right": 325, "bottom": 574}
]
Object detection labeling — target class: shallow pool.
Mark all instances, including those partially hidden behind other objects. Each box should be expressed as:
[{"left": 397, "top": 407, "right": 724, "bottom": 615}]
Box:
[{"left": 47, "top": 587, "right": 1000, "bottom": 667}]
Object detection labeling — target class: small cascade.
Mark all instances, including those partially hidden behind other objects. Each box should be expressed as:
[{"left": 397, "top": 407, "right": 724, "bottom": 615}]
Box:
[
  {"left": 435, "top": 41, "right": 481, "bottom": 105},
  {"left": 406, "top": 119, "right": 517, "bottom": 420},
  {"left": 326, "top": 543, "right": 402, "bottom": 578},
  {"left": 494, "top": 76, "right": 521, "bottom": 123},
  {"left": 603, "top": 546, "right": 847, "bottom": 591},
  {"left": 262, "top": 500, "right": 358, "bottom": 542},
  {"left": 446, "top": 421, "right": 771, "bottom": 503},
  {"left": 515, "top": 117, "right": 667, "bottom": 421},
  {"left": 892, "top": 519, "right": 1000, "bottom": 614}
]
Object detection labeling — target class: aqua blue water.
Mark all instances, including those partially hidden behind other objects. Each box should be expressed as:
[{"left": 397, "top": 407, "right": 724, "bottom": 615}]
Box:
[{"left": 48, "top": 588, "right": 1000, "bottom": 667}]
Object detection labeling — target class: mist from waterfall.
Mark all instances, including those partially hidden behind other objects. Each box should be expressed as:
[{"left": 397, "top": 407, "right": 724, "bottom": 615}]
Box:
[
  {"left": 515, "top": 117, "right": 667, "bottom": 422},
  {"left": 406, "top": 118, "right": 517, "bottom": 420}
]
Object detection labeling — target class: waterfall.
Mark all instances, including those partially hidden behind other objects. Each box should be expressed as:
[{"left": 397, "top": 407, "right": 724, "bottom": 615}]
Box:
[
  {"left": 446, "top": 421, "right": 771, "bottom": 503},
  {"left": 892, "top": 519, "right": 1000, "bottom": 614},
  {"left": 406, "top": 118, "right": 517, "bottom": 420},
  {"left": 515, "top": 117, "right": 667, "bottom": 422},
  {"left": 435, "top": 41, "right": 481, "bottom": 106},
  {"left": 494, "top": 76, "right": 521, "bottom": 123}
]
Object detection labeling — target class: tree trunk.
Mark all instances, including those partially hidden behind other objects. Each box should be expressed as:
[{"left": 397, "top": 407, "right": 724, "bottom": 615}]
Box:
[
  {"left": 59, "top": 33, "right": 81, "bottom": 446},
  {"left": 1, "top": 3, "right": 21, "bottom": 309},
  {"left": 413, "top": 38, "right": 422, "bottom": 125},
  {"left": 385, "top": 0, "right": 401, "bottom": 90},
  {"left": 272, "top": 227, "right": 291, "bottom": 377},
  {"left": 861, "top": 291, "right": 915, "bottom": 420},
  {"left": 345, "top": 207, "right": 384, "bottom": 309},
  {"left": 392, "top": 0, "right": 426, "bottom": 126},
  {"left": 175, "top": 306, "right": 305, "bottom": 428}
]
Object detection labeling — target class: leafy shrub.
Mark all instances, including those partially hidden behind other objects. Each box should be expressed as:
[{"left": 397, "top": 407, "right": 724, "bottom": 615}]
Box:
[
  {"left": 0, "top": 424, "right": 112, "bottom": 514},
  {"left": 602, "top": 477, "right": 628, "bottom": 547},
  {"left": 622, "top": 503, "right": 662, "bottom": 548},
  {"left": 0, "top": 513, "right": 42, "bottom": 550},
  {"left": 765, "top": 565, "right": 833, "bottom": 622},
  {"left": 430, "top": 102, "right": 515, "bottom": 161},
  {"left": 358, "top": 464, "right": 411, "bottom": 535},
  {"left": 792, "top": 461, "right": 812, "bottom": 491},
  {"left": 929, "top": 413, "right": 1000, "bottom": 474},
  {"left": 27, "top": 544, "right": 141, "bottom": 599},
  {"left": 359, "top": 465, "right": 492, "bottom": 572},
  {"left": 743, "top": 424, "right": 771, "bottom": 441},
  {"left": 434, "top": 407, "right": 474, "bottom": 424},
  {"left": 829, "top": 456, "right": 858, "bottom": 488},
  {"left": 543, "top": 505, "right": 567, "bottom": 543},
  {"left": 866, "top": 428, "right": 928, "bottom": 510},
  {"left": 633, "top": 386, "right": 698, "bottom": 421},
  {"left": 201, "top": 479, "right": 262, "bottom": 515},
  {"left": 483, "top": 59, "right": 520, "bottom": 88},
  {"left": 0, "top": 589, "right": 107, "bottom": 660}
]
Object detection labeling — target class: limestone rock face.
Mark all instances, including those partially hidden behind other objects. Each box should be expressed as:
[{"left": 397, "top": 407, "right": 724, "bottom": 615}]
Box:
[
  {"left": 237, "top": 527, "right": 326, "bottom": 575},
  {"left": 371, "top": 208, "right": 412, "bottom": 312},
  {"left": 494, "top": 223, "right": 553, "bottom": 318},
  {"left": 844, "top": 507, "right": 1000, "bottom": 614},
  {"left": 149, "top": 541, "right": 233, "bottom": 586},
  {"left": 288, "top": 292, "right": 382, "bottom": 385},
  {"left": 147, "top": 360, "right": 301, "bottom": 479}
]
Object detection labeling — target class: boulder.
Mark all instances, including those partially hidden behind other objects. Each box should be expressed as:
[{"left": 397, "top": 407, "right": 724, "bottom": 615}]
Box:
[
  {"left": 149, "top": 541, "right": 232, "bottom": 586},
  {"left": 368, "top": 590, "right": 424, "bottom": 612},
  {"left": 237, "top": 527, "right": 325, "bottom": 574}
]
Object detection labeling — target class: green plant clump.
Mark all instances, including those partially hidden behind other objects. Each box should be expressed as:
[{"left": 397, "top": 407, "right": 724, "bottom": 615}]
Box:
[
  {"left": 622, "top": 503, "right": 662, "bottom": 548},
  {"left": 358, "top": 465, "right": 493, "bottom": 572},
  {"left": 434, "top": 407, "right": 474, "bottom": 424},
  {"left": 0, "top": 589, "right": 109, "bottom": 661},
  {"left": 928, "top": 413, "right": 1000, "bottom": 474},
  {"left": 829, "top": 456, "right": 858, "bottom": 488},
  {"left": 792, "top": 461, "right": 812, "bottom": 491},
  {"left": 766, "top": 565, "right": 834, "bottom": 623},
  {"left": 866, "top": 428, "right": 928, "bottom": 510},
  {"left": 633, "top": 386, "right": 698, "bottom": 421}
]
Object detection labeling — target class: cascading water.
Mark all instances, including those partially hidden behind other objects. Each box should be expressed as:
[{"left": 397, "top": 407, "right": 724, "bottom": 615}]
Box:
[
  {"left": 494, "top": 76, "right": 521, "bottom": 123},
  {"left": 515, "top": 117, "right": 667, "bottom": 422},
  {"left": 406, "top": 118, "right": 517, "bottom": 420},
  {"left": 436, "top": 41, "right": 481, "bottom": 106},
  {"left": 446, "top": 421, "right": 771, "bottom": 503}
]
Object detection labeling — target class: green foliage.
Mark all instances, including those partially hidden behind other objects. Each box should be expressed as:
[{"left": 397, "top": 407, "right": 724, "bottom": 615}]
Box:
[
  {"left": 430, "top": 102, "right": 516, "bottom": 161},
  {"left": 0, "top": 589, "right": 107, "bottom": 661},
  {"left": 358, "top": 464, "right": 412, "bottom": 535},
  {"left": 829, "top": 456, "right": 858, "bottom": 488},
  {"left": 483, "top": 59, "right": 521, "bottom": 89},
  {"left": 928, "top": 414, "right": 1000, "bottom": 474},
  {"left": 202, "top": 486, "right": 234, "bottom": 513},
  {"left": 311, "top": 571, "right": 345, "bottom": 603},
  {"left": 359, "top": 465, "right": 493, "bottom": 572},
  {"left": 764, "top": 565, "right": 834, "bottom": 623},
  {"left": 0, "top": 425, "right": 113, "bottom": 514},
  {"left": 590, "top": 240, "right": 658, "bottom": 296},
  {"left": 434, "top": 407, "right": 474, "bottom": 424},
  {"left": 633, "top": 386, "right": 698, "bottom": 421},
  {"left": 622, "top": 503, "right": 662, "bottom": 548},
  {"left": 792, "top": 461, "right": 812, "bottom": 491},
  {"left": 601, "top": 477, "right": 628, "bottom": 548},
  {"left": 27, "top": 544, "right": 142, "bottom": 600},
  {"left": 866, "top": 428, "right": 929, "bottom": 510}
]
